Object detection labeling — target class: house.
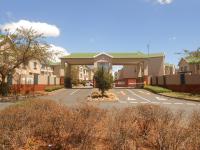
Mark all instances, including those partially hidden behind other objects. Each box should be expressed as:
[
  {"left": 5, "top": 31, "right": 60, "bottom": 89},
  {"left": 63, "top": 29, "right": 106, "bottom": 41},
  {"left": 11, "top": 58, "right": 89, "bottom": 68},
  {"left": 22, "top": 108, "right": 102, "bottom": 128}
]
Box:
[
  {"left": 10, "top": 60, "right": 59, "bottom": 85},
  {"left": 164, "top": 63, "right": 176, "bottom": 75},
  {"left": 73, "top": 65, "right": 94, "bottom": 81},
  {"left": 178, "top": 58, "right": 200, "bottom": 74}
]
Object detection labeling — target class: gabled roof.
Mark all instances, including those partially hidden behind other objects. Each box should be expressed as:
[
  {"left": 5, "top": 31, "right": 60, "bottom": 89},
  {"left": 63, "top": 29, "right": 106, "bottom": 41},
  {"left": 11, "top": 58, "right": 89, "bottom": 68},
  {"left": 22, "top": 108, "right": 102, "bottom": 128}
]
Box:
[
  {"left": 165, "top": 63, "right": 174, "bottom": 67},
  {"left": 62, "top": 52, "right": 164, "bottom": 59},
  {"left": 179, "top": 57, "right": 200, "bottom": 65},
  {"left": 93, "top": 52, "right": 113, "bottom": 58}
]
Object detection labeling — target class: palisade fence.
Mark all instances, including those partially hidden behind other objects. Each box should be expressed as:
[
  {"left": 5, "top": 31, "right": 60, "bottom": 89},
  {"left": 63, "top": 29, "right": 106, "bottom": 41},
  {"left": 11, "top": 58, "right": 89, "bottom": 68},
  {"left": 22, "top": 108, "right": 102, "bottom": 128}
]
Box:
[{"left": 150, "top": 74, "right": 200, "bottom": 93}]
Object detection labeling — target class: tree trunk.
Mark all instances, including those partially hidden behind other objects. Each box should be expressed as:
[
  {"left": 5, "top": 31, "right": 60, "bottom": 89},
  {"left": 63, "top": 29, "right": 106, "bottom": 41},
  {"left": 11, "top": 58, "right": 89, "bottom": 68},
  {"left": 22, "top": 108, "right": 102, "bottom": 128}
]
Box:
[{"left": 0, "top": 75, "right": 6, "bottom": 96}]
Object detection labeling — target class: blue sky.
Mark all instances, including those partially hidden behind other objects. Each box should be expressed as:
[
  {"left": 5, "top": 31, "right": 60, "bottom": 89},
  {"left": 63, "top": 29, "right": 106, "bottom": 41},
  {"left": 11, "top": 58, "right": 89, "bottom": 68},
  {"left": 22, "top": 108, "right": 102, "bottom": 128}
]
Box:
[{"left": 0, "top": 0, "right": 200, "bottom": 66}]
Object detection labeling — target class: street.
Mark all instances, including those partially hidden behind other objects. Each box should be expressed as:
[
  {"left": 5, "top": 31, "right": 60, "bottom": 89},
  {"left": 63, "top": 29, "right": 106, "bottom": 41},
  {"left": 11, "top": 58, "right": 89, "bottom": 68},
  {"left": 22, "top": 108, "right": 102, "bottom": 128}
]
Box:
[{"left": 39, "top": 88, "right": 200, "bottom": 114}]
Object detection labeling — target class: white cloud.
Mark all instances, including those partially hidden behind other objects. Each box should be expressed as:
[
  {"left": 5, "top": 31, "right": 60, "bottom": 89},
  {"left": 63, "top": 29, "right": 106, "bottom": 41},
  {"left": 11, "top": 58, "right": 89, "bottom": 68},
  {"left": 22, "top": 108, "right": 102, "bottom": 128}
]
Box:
[
  {"left": 0, "top": 20, "right": 60, "bottom": 37},
  {"left": 157, "top": 0, "right": 174, "bottom": 5},
  {"left": 147, "top": 0, "right": 174, "bottom": 5},
  {"left": 49, "top": 44, "right": 70, "bottom": 62}
]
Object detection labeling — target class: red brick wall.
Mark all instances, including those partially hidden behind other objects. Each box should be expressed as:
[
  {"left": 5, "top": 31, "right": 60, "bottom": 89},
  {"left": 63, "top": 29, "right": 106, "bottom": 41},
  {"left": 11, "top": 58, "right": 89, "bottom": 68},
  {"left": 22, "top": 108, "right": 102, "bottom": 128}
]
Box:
[
  {"left": 11, "top": 84, "right": 58, "bottom": 94},
  {"left": 150, "top": 75, "right": 200, "bottom": 94},
  {"left": 115, "top": 78, "right": 143, "bottom": 87},
  {"left": 164, "top": 85, "right": 200, "bottom": 94}
]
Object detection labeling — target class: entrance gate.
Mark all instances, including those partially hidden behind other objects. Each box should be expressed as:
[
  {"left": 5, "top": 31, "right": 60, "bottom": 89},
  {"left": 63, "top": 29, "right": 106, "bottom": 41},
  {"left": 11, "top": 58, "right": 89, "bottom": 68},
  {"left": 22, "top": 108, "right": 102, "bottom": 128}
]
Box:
[{"left": 60, "top": 52, "right": 165, "bottom": 88}]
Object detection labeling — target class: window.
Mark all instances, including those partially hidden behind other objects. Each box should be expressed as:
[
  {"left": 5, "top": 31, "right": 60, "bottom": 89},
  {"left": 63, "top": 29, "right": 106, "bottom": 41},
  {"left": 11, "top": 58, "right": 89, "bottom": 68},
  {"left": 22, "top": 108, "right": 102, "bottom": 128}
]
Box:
[
  {"left": 184, "top": 66, "right": 188, "bottom": 72},
  {"left": 98, "top": 62, "right": 109, "bottom": 71},
  {"left": 41, "top": 64, "right": 45, "bottom": 69},
  {"left": 180, "top": 67, "right": 183, "bottom": 71},
  {"left": 33, "top": 62, "right": 37, "bottom": 70}
]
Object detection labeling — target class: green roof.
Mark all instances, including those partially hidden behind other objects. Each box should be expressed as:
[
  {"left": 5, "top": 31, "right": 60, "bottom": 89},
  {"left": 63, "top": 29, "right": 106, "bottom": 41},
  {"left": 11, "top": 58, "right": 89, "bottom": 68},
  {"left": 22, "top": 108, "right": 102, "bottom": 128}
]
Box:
[
  {"left": 165, "top": 63, "right": 174, "bottom": 66},
  {"left": 63, "top": 52, "right": 164, "bottom": 59}
]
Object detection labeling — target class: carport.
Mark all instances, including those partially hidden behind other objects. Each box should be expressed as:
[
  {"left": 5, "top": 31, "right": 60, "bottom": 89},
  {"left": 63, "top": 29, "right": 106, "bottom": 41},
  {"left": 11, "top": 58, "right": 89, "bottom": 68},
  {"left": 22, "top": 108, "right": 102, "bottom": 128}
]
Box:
[{"left": 60, "top": 52, "right": 165, "bottom": 88}]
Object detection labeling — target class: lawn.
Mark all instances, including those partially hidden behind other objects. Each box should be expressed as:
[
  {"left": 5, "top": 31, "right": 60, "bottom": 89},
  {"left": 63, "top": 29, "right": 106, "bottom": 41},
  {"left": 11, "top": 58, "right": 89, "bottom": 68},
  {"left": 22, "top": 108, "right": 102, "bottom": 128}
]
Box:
[
  {"left": 144, "top": 85, "right": 172, "bottom": 93},
  {"left": 144, "top": 85, "right": 200, "bottom": 101},
  {"left": 44, "top": 85, "right": 64, "bottom": 92},
  {"left": 161, "top": 92, "right": 200, "bottom": 101}
]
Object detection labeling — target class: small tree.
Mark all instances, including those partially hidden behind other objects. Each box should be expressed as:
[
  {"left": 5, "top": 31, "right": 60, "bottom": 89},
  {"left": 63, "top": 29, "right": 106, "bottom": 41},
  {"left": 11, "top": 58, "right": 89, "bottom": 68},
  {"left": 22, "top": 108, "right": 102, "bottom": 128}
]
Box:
[
  {"left": 0, "top": 28, "right": 55, "bottom": 96},
  {"left": 94, "top": 67, "right": 113, "bottom": 96}
]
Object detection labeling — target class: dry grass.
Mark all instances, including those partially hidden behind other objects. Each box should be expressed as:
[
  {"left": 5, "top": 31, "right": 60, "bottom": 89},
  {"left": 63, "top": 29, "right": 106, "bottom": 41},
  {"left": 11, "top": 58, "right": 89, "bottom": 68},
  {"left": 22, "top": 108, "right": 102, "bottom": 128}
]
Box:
[
  {"left": 0, "top": 99, "right": 200, "bottom": 149},
  {"left": 88, "top": 90, "right": 118, "bottom": 102}
]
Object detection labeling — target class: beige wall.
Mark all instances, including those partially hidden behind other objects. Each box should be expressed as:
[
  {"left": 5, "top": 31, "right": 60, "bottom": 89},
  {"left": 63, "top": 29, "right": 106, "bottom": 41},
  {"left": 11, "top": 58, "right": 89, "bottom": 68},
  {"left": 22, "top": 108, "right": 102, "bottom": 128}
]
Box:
[
  {"left": 185, "top": 74, "right": 200, "bottom": 85},
  {"left": 151, "top": 74, "right": 200, "bottom": 86},
  {"left": 189, "top": 64, "right": 200, "bottom": 75},
  {"left": 151, "top": 76, "right": 157, "bottom": 85},
  {"left": 165, "top": 75, "right": 180, "bottom": 85},
  {"left": 158, "top": 76, "right": 164, "bottom": 85},
  {"left": 165, "top": 65, "right": 176, "bottom": 75},
  {"left": 118, "top": 65, "right": 138, "bottom": 79},
  {"left": 51, "top": 65, "right": 64, "bottom": 77},
  {"left": 148, "top": 57, "right": 165, "bottom": 76}
]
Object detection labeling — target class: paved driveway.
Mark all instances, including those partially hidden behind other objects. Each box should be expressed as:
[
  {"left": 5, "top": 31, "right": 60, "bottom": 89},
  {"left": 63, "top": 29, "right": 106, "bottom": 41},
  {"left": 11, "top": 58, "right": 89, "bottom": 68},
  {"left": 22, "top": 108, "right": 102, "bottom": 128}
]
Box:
[
  {"left": 1, "top": 88, "right": 200, "bottom": 114},
  {"left": 39, "top": 88, "right": 200, "bottom": 114}
]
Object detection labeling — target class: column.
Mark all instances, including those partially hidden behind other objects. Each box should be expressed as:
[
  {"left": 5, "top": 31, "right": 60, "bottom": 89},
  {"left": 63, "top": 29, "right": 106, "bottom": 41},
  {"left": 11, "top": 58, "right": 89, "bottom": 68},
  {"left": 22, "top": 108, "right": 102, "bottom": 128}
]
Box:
[{"left": 65, "top": 63, "right": 71, "bottom": 78}]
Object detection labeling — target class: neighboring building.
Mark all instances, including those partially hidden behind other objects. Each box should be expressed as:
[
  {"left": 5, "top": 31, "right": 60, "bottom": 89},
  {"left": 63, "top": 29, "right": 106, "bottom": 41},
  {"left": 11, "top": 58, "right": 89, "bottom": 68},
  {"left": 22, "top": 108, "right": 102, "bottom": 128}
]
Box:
[
  {"left": 50, "top": 62, "right": 65, "bottom": 77},
  {"left": 178, "top": 58, "right": 200, "bottom": 74},
  {"left": 77, "top": 65, "right": 94, "bottom": 81},
  {"left": 0, "top": 38, "right": 61, "bottom": 90},
  {"left": 61, "top": 52, "right": 165, "bottom": 87},
  {"left": 11, "top": 60, "right": 58, "bottom": 85},
  {"left": 164, "top": 63, "right": 176, "bottom": 75}
]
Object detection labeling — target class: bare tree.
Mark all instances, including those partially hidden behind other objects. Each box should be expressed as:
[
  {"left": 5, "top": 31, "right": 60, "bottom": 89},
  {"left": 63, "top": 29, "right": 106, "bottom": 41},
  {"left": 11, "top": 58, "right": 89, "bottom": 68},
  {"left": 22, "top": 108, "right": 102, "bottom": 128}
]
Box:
[{"left": 0, "top": 28, "right": 54, "bottom": 95}]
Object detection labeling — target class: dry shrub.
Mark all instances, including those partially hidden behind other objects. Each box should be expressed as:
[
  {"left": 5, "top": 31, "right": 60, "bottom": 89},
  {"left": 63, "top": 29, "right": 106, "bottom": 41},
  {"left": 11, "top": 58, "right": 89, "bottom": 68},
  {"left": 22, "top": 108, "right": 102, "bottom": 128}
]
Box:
[
  {"left": 91, "top": 91, "right": 101, "bottom": 98},
  {"left": 0, "top": 100, "right": 107, "bottom": 150},
  {"left": 0, "top": 100, "right": 199, "bottom": 150},
  {"left": 106, "top": 107, "right": 138, "bottom": 150},
  {"left": 0, "top": 99, "right": 72, "bottom": 149},
  {"left": 135, "top": 105, "right": 188, "bottom": 150},
  {"left": 67, "top": 104, "right": 108, "bottom": 150},
  {"left": 106, "top": 105, "right": 189, "bottom": 150},
  {"left": 186, "top": 111, "right": 200, "bottom": 149}
]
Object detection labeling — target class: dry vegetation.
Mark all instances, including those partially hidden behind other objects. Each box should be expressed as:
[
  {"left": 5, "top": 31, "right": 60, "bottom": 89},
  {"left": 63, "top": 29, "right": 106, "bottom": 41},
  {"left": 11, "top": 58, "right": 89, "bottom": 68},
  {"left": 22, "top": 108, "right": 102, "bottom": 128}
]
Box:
[
  {"left": 0, "top": 100, "right": 200, "bottom": 150},
  {"left": 88, "top": 90, "right": 118, "bottom": 102}
]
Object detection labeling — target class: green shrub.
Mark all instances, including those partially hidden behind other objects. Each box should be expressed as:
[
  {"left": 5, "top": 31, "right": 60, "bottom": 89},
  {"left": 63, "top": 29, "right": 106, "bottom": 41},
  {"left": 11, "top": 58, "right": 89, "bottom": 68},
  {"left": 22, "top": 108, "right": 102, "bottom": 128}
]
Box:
[
  {"left": 45, "top": 85, "right": 63, "bottom": 92},
  {"left": 80, "top": 80, "right": 86, "bottom": 86},
  {"left": 144, "top": 85, "right": 172, "bottom": 93},
  {"left": 72, "top": 79, "right": 79, "bottom": 86},
  {"left": 94, "top": 68, "right": 113, "bottom": 96}
]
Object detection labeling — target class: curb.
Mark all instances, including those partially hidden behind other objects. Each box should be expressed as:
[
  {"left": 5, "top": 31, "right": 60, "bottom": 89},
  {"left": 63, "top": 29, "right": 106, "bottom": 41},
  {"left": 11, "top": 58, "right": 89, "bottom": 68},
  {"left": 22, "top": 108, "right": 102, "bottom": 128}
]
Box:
[
  {"left": 157, "top": 93, "right": 200, "bottom": 103},
  {"left": 144, "top": 88, "right": 200, "bottom": 103}
]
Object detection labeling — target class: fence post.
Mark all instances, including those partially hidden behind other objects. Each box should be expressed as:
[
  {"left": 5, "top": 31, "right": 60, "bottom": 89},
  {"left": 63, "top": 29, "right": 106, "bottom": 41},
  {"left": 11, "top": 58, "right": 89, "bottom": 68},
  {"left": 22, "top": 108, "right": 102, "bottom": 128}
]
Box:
[{"left": 163, "top": 75, "right": 166, "bottom": 86}]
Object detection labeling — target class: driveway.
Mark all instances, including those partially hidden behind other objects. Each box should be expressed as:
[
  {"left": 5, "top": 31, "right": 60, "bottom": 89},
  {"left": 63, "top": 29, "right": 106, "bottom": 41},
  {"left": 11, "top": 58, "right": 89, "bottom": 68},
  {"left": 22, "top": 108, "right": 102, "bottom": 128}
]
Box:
[
  {"left": 39, "top": 88, "right": 200, "bottom": 114},
  {"left": 1, "top": 88, "right": 200, "bottom": 114}
]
